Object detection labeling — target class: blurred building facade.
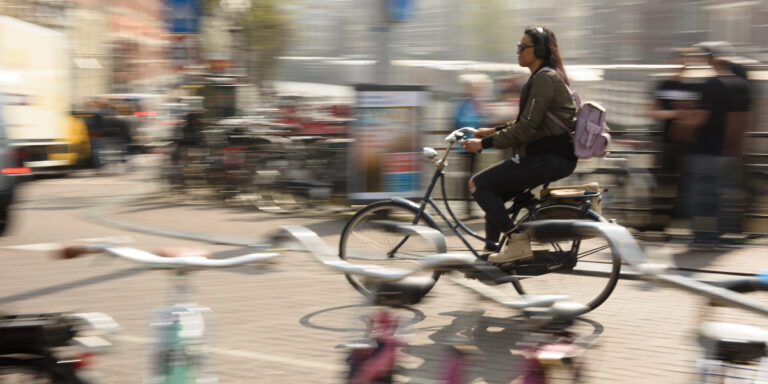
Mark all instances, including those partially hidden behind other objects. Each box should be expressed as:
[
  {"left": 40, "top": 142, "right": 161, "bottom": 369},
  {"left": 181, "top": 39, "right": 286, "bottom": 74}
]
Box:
[
  {"left": 104, "top": 0, "right": 172, "bottom": 94},
  {"left": 2, "top": 0, "right": 767, "bottom": 106},
  {"left": 273, "top": 0, "right": 768, "bottom": 141},
  {"left": 278, "top": 0, "right": 768, "bottom": 79},
  {"left": 0, "top": 0, "right": 173, "bottom": 107}
]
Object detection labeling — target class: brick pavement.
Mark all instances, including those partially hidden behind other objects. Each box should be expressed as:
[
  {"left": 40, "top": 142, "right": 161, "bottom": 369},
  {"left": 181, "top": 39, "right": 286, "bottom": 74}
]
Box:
[{"left": 2, "top": 162, "right": 768, "bottom": 383}]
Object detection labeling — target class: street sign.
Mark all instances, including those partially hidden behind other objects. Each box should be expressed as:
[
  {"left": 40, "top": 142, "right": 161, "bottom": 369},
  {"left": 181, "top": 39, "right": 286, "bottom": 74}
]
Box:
[
  {"left": 388, "top": 0, "right": 413, "bottom": 22},
  {"left": 169, "top": 0, "right": 202, "bottom": 34}
]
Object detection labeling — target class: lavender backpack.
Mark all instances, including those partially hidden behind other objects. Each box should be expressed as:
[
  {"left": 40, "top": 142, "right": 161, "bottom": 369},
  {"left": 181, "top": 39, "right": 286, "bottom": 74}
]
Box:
[{"left": 540, "top": 68, "right": 611, "bottom": 159}]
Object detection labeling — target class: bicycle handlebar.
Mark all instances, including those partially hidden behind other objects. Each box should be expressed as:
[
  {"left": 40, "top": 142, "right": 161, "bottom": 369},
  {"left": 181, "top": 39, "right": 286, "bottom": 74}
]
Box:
[
  {"left": 444, "top": 127, "right": 478, "bottom": 143},
  {"left": 520, "top": 220, "right": 768, "bottom": 317},
  {"left": 275, "top": 225, "right": 576, "bottom": 310},
  {"left": 61, "top": 244, "right": 278, "bottom": 269},
  {"left": 275, "top": 225, "right": 473, "bottom": 281}
]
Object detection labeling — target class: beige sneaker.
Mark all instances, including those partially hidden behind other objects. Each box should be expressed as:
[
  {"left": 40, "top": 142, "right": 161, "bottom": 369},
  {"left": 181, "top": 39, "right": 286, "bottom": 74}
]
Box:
[{"left": 489, "top": 232, "right": 533, "bottom": 263}]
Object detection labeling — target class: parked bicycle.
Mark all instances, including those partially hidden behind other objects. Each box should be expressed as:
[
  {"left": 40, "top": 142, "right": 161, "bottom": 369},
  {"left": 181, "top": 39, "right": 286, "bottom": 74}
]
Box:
[
  {"left": 247, "top": 135, "right": 335, "bottom": 214},
  {"left": 694, "top": 275, "right": 768, "bottom": 383},
  {"left": 339, "top": 127, "right": 619, "bottom": 314},
  {"left": 61, "top": 243, "right": 279, "bottom": 384}
]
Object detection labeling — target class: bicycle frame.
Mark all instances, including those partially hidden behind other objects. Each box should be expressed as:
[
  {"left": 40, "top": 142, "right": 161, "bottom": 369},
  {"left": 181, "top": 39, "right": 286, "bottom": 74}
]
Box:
[
  {"left": 398, "top": 143, "right": 597, "bottom": 259},
  {"left": 148, "top": 271, "right": 215, "bottom": 384}
]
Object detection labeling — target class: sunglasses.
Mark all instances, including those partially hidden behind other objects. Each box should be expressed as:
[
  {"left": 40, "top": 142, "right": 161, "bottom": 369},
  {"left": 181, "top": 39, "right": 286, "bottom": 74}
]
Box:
[{"left": 517, "top": 43, "right": 535, "bottom": 52}]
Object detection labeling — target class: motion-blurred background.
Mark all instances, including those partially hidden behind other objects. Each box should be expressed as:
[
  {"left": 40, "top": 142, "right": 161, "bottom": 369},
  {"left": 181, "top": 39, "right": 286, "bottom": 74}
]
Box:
[{"left": 0, "top": 0, "right": 767, "bottom": 237}]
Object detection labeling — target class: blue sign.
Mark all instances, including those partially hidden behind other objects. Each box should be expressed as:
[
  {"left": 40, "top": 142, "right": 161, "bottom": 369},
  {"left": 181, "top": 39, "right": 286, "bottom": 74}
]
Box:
[
  {"left": 169, "top": 0, "right": 201, "bottom": 34},
  {"left": 388, "top": 0, "right": 413, "bottom": 22}
]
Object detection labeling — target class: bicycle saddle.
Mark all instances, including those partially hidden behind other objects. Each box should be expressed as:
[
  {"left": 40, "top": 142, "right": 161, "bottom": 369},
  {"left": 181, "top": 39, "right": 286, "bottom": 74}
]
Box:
[{"left": 699, "top": 321, "right": 768, "bottom": 362}]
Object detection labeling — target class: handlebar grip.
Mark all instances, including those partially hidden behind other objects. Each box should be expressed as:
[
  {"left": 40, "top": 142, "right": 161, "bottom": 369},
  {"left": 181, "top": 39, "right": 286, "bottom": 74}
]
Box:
[{"left": 61, "top": 245, "right": 103, "bottom": 259}]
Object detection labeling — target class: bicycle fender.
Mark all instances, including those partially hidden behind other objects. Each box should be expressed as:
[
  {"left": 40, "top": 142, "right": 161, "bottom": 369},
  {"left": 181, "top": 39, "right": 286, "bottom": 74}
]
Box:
[{"left": 389, "top": 197, "right": 442, "bottom": 232}]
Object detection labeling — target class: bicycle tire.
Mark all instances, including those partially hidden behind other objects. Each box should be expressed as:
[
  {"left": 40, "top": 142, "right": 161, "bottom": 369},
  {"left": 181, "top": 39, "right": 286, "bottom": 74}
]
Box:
[
  {"left": 339, "top": 201, "right": 443, "bottom": 297},
  {"left": 511, "top": 204, "right": 621, "bottom": 314}
]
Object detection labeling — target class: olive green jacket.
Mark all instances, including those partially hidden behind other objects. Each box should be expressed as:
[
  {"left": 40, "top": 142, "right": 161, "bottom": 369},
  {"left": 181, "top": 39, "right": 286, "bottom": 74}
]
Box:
[{"left": 481, "top": 68, "right": 577, "bottom": 157}]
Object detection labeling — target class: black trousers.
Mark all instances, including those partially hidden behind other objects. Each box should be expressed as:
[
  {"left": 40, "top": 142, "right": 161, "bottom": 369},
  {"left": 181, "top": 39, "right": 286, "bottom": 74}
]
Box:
[{"left": 471, "top": 152, "right": 577, "bottom": 248}]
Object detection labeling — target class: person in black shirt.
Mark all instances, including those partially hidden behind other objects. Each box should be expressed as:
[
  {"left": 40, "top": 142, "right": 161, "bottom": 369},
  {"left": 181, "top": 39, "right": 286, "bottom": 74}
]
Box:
[
  {"left": 649, "top": 48, "right": 707, "bottom": 229},
  {"left": 685, "top": 42, "right": 752, "bottom": 249}
]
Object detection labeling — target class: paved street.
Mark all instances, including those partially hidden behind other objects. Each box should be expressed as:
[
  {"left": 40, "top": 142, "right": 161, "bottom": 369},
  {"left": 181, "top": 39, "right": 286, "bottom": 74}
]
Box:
[{"left": 1, "top": 156, "right": 767, "bottom": 383}]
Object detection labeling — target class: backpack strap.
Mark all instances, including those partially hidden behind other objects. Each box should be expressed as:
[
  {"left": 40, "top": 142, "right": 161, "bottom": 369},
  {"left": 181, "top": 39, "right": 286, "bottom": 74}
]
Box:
[
  {"left": 537, "top": 67, "right": 576, "bottom": 135},
  {"left": 538, "top": 67, "right": 581, "bottom": 104},
  {"left": 547, "top": 111, "right": 572, "bottom": 135}
]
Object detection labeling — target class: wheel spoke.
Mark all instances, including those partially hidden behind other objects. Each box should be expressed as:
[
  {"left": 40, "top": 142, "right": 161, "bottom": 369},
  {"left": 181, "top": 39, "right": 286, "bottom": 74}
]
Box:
[
  {"left": 515, "top": 204, "right": 621, "bottom": 314},
  {"left": 341, "top": 202, "right": 442, "bottom": 297},
  {"left": 576, "top": 244, "right": 610, "bottom": 259}
]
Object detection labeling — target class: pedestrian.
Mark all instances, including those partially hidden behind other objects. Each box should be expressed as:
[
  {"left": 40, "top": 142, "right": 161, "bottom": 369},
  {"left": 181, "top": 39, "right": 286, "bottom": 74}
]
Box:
[
  {"left": 461, "top": 26, "right": 578, "bottom": 263},
  {"left": 682, "top": 41, "right": 753, "bottom": 249},
  {"left": 648, "top": 47, "right": 709, "bottom": 230},
  {"left": 489, "top": 75, "right": 525, "bottom": 125},
  {"left": 84, "top": 98, "right": 104, "bottom": 169},
  {"left": 452, "top": 73, "right": 492, "bottom": 219}
]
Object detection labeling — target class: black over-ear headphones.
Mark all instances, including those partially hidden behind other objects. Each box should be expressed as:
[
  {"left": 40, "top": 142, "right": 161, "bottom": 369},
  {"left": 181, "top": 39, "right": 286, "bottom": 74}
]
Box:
[{"left": 532, "top": 27, "right": 548, "bottom": 59}]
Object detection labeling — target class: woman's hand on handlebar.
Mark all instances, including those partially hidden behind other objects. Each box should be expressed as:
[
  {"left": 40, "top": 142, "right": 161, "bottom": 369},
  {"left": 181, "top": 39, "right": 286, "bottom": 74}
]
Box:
[
  {"left": 461, "top": 138, "right": 483, "bottom": 153},
  {"left": 473, "top": 127, "right": 496, "bottom": 138}
]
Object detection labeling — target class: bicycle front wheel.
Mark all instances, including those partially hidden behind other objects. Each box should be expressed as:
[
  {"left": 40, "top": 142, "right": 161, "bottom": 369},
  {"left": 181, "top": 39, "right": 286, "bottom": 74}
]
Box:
[
  {"left": 339, "top": 201, "right": 443, "bottom": 296},
  {"left": 512, "top": 204, "right": 620, "bottom": 313}
]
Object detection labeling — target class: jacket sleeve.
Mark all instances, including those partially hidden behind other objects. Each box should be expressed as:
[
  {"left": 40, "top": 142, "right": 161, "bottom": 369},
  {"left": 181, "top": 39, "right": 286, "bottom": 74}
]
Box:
[{"left": 482, "top": 75, "right": 554, "bottom": 149}]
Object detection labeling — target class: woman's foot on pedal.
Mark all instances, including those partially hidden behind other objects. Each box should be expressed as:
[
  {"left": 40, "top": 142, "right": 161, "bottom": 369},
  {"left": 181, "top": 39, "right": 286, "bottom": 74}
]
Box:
[{"left": 489, "top": 232, "right": 533, "bottom": 264}]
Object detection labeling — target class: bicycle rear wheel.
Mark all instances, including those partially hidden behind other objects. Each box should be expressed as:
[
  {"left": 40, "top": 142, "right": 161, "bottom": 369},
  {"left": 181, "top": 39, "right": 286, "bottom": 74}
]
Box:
[
  {"left": 511, "top": 204, "right": 620, "bottom": 313},
  {"left": 339, "top": 201, "right": 443, "bottom": 296}
]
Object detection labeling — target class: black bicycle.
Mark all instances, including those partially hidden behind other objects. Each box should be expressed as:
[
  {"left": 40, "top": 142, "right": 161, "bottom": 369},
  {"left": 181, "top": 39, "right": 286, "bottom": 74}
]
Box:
[{"left": 339, "top": 127, "right": 621, "bottom": 314}]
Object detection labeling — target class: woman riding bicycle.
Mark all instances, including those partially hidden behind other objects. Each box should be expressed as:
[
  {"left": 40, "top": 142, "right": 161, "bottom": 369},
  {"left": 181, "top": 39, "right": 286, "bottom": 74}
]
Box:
[{"left": 461, "top": 26, "right": 577, "bottom": 264}]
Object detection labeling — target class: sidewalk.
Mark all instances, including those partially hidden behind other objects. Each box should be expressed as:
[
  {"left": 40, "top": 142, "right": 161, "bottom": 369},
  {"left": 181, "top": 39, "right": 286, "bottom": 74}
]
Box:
[{"left": 92, "top": 179, "right": 768, "bottom": 383}]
